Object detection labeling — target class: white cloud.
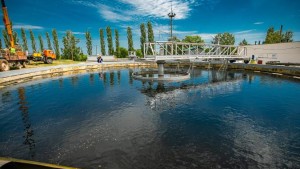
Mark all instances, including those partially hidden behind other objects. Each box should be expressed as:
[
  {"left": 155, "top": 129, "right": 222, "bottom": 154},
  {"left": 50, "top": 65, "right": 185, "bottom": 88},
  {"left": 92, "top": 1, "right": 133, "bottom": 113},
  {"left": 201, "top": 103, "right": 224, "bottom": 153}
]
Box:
[
  {"left": 254, "top": 22, "right": 264, "bottom": 25},
  {"left": 72, "top": 1, "right": 132, "bottom": 22},
  {"left": 58, "top": 31, "right": 85, "bottom": 35},
  {"left": 96, "top": 4, "right": 132, "bottom": 22},
  {"left": 119, "top": 23, "right": 198, "bottom": 42},
  {"left": 0, "top": 24, "right": 44, "bottom": 30},
  {"left": 73, "top": 31, "right": 85, "bottom": 35},
  {"left": 234, "top": 32, "right": 265, "bottom": 44},
  {"left": 230, "top": 29, "right": 265, "bottom": 44},
  {"left": 119, "top": 0, "right": 191, "bottom": 20},
  {"left": 192, "top": 33, "right": 216, "bottom": 41},
  {"left": 194, "top": 31, "right": 266, "bottom": 44},
  {"left": 153, "top": 24, "right": 197, "bottom": 36},
  {"left": 174, "top": 30, "right": 198, "bottom": 34},
  {"left": 72, "top": 0, "right": 195, "bottom": 21},
  {"left": 234, "top": 29, "right": 256, "bottom": 34}
]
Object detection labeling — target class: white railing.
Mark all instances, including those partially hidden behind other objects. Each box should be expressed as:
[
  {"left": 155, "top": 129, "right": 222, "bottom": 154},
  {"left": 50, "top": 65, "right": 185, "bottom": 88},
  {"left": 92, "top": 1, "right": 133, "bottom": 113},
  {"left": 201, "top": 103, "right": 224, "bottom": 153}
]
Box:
[{"left": 143, "top": 41, "right": 248, "bottom": 61}]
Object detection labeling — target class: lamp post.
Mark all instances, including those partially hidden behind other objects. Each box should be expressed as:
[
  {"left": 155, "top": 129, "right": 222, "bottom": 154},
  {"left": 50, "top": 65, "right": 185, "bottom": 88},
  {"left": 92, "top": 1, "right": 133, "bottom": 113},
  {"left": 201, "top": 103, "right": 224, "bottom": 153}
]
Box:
[{"left": 168, "top": 3, "right": 176, "bottom": 41}]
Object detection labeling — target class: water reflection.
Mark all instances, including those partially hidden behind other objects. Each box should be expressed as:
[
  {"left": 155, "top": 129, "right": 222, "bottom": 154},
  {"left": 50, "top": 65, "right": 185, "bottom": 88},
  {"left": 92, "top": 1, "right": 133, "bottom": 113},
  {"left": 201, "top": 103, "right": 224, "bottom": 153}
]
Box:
[
  {"left": 70, "top": 76, "right": 79, "bottom": 87},
  {"left": 1, "top": 91, "right": 12, "bottom": 103},
  {"left": 93, "top": 69, "right": 134, "bottom": 88},
  {"left": 1, "top": 69, "right": 299, "bottom": 169},
  {"left": 58, "top": 78, "right": 63, "bottom": 88},
  {"left": 17, "top": 87, "right": 35, "bottom": 158},
  {"left": 103, "top": 72, "right": 107, "bottom": 87},
  {"left": 117, "top": 70, "right": 121, "bottom": 85},
  {"left": 140, "top": 70, "right": 243, "bottom": 112},
  {"left": 248, "top": 74, "right": 255, "bottom": 84},
  {"left": 96, "top": 70, "right": 121, "bottom": 87},
  {"left": 109, "top": 71, "right": 115, "bottom": 86},
  {"left": 129, "top": 69, "right": 133, "bottom": 85},
  {"left": 89, "top": 74, "right": 95, "bottom": 85}
]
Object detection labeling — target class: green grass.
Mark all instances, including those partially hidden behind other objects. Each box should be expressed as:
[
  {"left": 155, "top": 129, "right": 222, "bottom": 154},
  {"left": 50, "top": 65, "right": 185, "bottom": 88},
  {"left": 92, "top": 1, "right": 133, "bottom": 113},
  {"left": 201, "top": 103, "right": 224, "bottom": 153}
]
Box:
[{"left": 26, "top": 59, "right": 84, "bottom": 69}]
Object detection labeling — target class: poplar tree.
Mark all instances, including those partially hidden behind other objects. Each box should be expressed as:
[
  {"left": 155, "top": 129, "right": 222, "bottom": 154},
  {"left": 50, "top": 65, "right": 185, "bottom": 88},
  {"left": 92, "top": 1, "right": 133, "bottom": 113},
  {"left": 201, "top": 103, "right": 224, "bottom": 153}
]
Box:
[
  {"left": 283, "top": 30, "right": 293, "bottom": 42},
  {"left": 264, "top": 27, "right": 292, "bottom": 44},
  {"left": 38, "top": 34, "right": 44, "bottom": 52},
  {"left": 2, "top": 30, "right": 9, "bottom": 48},
  {"left": 1, "top": 22, "right": 18, "bottom": 48},
  {"left": 100, "top": 28, "right": 106, "bottom": 55},
  {"left": 10, "top": 21, "right": 18, "bottom": 43},
  {"left": 52, "top": 29, "right": 60, "bottom": 59},
  {"left": 147, "top": 22, "right": 154, "bottom": 54},
  {"left": 62, "top": 32, "right": 70, "bottom": 59},
  {"left": 212, "top": 33, "right": 235, "bottom": 45},
  {"left": 239, "top": 39, "right": 249, "bottom": 46},
  {"left": 85, "top": 30, "right": 92, "bottom": 55},
  {"left": 265, "top": 27, "right": 275, "bottom": 44},
  {"left": 106, "top": 26, "right": 114, "bottom": 55},
  {"left": 29, "top": 29, "right": 37, "bottom": 53},
  {"left": 62, "top": 30, "right": 80, "bottom": 60},
  {"left": 0, "top": 38, "right": 2, "bottom": 49},
  {"left": 13, "top": 32, "right": 19, "bottom": 44},
  {"left": 147, "top": 22, "right": 154, "bottom": 42},
  {"left": 140, "top": 23, "right": 146, "bottom": 56},
  {"left": 127, "top": 27, "right": 134, "bottom": 51},
  {"left": 115, "top": 29, "right": 120, "bottom": 57},
  {"left": 46, "top": 32, "right": 52, "bottom": 50},
  {"left": 21, "top": 28, "right": 28, "bottom": 51}
]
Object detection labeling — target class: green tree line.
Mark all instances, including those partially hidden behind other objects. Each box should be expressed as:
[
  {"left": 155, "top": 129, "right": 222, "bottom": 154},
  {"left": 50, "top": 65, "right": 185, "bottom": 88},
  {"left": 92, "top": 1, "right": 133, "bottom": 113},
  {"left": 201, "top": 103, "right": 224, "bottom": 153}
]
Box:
[
  {"left": 265, "top": 27, "right": 293, "bottom": 44},
  {"left": 0, "top": 22, "right": 295, "bottom": 61},
  {"left": 0, "top": 21, "right": 157, "bottom": 60}
]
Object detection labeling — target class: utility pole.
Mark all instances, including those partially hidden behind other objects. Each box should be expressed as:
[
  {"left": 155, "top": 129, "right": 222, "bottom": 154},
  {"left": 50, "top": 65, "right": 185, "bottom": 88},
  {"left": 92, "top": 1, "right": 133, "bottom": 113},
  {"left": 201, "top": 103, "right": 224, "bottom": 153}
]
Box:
[
  {"left": 279, "top": 25, "right": 283, "bottom": 43},
  {"left": 168, "top": 2, "right": 176, "bottom": 41}
]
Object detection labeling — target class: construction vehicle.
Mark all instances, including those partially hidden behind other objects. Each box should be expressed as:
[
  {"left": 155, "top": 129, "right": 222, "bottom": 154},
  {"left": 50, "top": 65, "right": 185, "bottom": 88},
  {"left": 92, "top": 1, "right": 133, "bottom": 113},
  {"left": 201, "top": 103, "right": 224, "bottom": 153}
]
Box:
[
  {"left": 27, "top": 49, "right": 56, "bottom": 64},
  {"left": 0, "top": 0, "right": 27, "bottom": 71}
]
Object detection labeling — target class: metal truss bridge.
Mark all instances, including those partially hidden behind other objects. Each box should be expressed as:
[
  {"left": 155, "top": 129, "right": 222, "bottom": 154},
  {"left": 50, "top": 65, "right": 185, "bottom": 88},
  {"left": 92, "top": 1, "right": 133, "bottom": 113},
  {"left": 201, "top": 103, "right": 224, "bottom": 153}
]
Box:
[{"left": 142, "top": 41, "right": 248, "bottom": 62}]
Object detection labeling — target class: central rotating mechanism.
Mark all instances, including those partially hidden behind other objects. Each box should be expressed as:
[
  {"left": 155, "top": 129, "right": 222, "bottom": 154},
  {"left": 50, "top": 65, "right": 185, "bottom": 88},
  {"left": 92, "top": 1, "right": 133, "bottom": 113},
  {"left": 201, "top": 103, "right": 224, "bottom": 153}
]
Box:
[{"left": 132, "top": 60, "right": 191, "bottom": 82}]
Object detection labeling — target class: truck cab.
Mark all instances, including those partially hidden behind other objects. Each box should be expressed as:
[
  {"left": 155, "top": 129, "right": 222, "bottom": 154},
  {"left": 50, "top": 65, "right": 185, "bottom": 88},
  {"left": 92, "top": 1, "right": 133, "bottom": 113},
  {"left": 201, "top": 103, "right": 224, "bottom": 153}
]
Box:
[{"left": 43, "top": 50, "right": 56, "bottom": 60}]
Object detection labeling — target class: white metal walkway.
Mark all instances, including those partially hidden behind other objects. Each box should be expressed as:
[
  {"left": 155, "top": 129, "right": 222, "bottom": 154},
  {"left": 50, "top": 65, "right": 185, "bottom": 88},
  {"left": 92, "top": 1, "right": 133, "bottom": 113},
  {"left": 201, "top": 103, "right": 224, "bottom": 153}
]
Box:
[{"left": 142, "top": 41, "right": 248, "bottom": 61}]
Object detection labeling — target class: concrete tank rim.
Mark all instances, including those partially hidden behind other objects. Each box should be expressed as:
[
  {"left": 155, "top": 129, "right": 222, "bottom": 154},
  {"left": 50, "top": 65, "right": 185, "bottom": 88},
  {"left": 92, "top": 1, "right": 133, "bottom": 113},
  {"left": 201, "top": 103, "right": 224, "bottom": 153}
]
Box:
[{"left": 132, "top": 70, "right": 191, "bottom": 82}]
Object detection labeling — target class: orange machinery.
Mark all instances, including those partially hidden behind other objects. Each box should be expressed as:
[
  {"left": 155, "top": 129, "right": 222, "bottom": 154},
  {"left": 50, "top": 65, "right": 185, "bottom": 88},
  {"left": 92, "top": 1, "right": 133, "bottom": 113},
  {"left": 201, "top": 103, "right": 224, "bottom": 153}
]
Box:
[
  {"left": 28, "top": 50, "right": 56, "bottom": 64},
  {"left": 0, "top": 0, "right": 27, "bottom": 71}
]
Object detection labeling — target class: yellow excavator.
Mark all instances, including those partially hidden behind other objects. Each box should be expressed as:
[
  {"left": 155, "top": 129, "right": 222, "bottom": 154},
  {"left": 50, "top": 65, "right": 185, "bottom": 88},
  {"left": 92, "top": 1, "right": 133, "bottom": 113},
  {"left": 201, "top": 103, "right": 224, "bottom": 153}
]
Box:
[{"left": 0, "top": 0, "right": 27, "bottom": 71}]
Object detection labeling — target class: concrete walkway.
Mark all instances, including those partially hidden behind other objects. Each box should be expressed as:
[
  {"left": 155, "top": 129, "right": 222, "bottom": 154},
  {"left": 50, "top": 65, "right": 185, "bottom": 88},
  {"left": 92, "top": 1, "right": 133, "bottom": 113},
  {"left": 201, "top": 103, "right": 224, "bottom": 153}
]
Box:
[{"left": 0, "top": 61, "right": 136, "bottom": 78}]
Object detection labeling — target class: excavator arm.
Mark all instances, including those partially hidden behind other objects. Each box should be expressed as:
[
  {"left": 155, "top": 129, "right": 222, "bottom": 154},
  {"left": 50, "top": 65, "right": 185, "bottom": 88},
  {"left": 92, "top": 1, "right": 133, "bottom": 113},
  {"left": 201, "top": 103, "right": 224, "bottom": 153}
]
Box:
[{"left": 1, "top": 0, "right": 14, "bottom": 48}]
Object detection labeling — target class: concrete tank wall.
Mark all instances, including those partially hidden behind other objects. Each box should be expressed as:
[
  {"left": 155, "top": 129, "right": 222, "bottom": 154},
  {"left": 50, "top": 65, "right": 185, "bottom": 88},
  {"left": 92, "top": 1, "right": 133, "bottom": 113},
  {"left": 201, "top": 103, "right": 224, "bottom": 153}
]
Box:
[{"left": 245, "top": 42, "right": 300, "bottom": 64}]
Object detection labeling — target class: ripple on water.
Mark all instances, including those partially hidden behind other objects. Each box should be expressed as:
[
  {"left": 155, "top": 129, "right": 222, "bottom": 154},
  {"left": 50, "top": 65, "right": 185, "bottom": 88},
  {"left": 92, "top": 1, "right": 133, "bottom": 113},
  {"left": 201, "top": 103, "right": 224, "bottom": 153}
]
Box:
[{"left": 0, "top": 69, "right": 300, "bottom": 168}]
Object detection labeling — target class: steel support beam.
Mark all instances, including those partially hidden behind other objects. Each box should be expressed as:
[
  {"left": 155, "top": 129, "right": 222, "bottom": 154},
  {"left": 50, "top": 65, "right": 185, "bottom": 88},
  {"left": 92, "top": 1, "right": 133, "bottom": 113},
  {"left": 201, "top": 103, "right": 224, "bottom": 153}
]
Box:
[
  {"left": 144, "top": 41, "right": 247, "bottom": 61},
  {"left": 157, "top": 60, "right": 166, "bottom": 76}
]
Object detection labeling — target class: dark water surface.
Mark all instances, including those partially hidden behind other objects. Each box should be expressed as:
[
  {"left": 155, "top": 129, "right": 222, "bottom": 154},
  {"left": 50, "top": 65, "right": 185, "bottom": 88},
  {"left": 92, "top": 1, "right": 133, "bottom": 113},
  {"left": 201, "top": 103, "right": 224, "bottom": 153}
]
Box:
[{"left": 1, "top": 69, "right": 300, "bottom": 169}]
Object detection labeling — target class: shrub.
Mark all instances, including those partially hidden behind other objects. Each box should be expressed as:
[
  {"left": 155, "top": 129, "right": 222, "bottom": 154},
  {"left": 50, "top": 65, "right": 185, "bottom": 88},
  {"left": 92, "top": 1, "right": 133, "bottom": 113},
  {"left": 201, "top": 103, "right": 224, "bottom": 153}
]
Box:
[{"left": 74, "top": 53, "right": 87, "bottom": 61}]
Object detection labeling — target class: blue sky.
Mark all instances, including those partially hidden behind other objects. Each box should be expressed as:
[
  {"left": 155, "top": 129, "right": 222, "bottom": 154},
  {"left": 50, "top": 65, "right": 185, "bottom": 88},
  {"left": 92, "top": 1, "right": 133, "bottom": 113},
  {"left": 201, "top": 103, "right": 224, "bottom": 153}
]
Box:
[{"left": 2, "top": 0, "right": 300, "bottom": 54}]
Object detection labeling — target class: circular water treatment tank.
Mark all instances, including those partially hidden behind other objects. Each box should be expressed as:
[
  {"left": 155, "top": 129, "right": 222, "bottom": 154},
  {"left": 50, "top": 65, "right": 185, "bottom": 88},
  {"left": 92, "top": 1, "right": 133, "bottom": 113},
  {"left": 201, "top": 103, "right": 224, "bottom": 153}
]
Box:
[{"left": 132, "top": 70, "right": 190, "bottom": 82}]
